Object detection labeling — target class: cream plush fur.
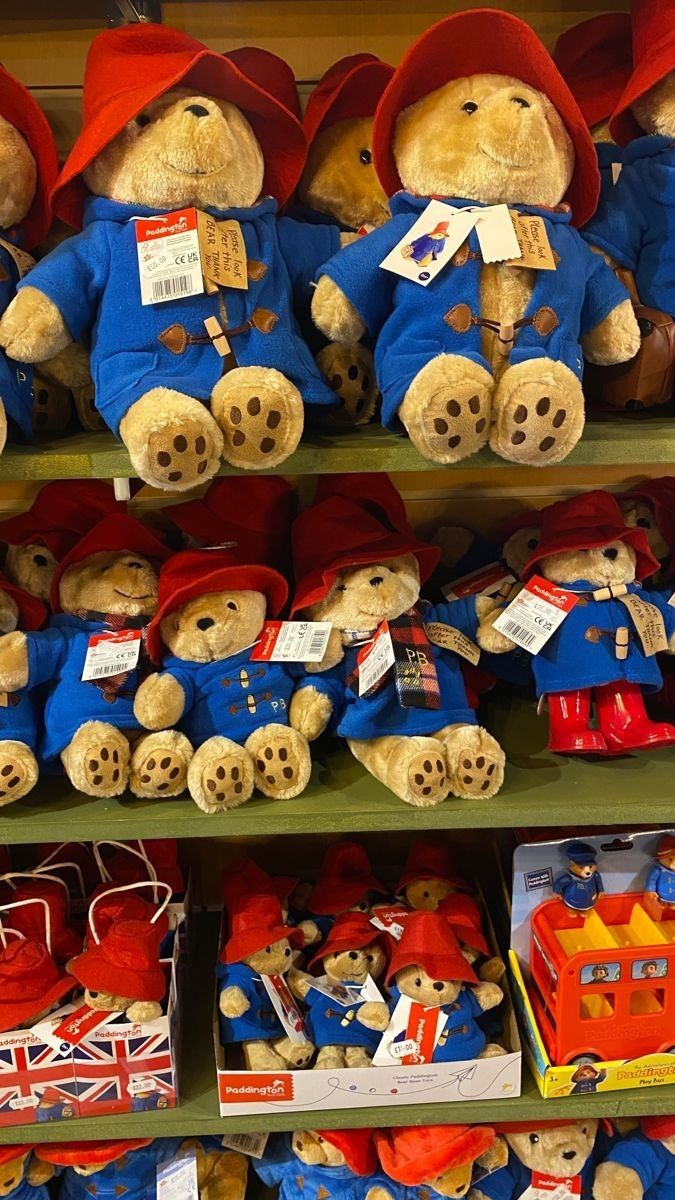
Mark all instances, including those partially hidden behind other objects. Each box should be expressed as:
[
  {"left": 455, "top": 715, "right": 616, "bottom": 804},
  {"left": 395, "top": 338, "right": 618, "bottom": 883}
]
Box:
[
  {"left": 4, "top": 542, "right": 57, "bottom": 604},
  {"left": 77, "top": 983, "right": 162, "bottom": 1024},
  {"left": 289, "top": 939, "right": 389, "bottom": 1069},
  {"left": 632, "top": 72, "right": 675, "bottom": 137},
  {"left": 312, "top": 74, "right": 640, "bottom": 466},
  {"left": 134, "top": 589, "right": 322, "bottom": 813},
  {"left": 219, "top": 939, "right": 315, "bottom": 1070},
  {"left": 0, "top": 549, "right": 192, "bottom": 800},
  {"left": 290, "top": 552, "right": 505, "bottom": 807},
  {"left": 0, "top": 90, "right": 306, "bottom": 489},
  {"left": 292, "top": 1132, "right": 348, "bottom": 1169},
  {"left": 470, "top": 1122, "right": 599, "bottom": 1200},
  {"left": 0, "top": 1152, "right": 54, "bottom": 1196},
  {"left": 594, "top": 1132, "right": 675, "bottom": 1200},
  {"left": 394, "top": 963, "right": 505, "bottom": 1058},
  {"left": 620, "top": 499, "right": 670, "bottom": 565}
]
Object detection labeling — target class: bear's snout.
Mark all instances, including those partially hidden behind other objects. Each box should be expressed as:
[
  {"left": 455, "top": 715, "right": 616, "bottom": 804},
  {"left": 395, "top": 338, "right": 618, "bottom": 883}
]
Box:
[
  {"left": 562, "top": 1151, "right": 577, "bottom": 1161},
  {"left": 197, "top": 617, "right": 215, "bottom": 630},
  {"left": 602, "top": 547, "right": 619, "bottom": 560}
]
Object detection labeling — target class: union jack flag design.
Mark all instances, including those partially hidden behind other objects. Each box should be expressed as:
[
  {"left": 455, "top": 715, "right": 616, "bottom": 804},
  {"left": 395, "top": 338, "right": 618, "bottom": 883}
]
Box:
[
  {"left": 72, "top": 1023, "right": 176, "bottom": 1116},
  {"left": 0, "top": 1036, "right": 78, "bottom": 1126}
]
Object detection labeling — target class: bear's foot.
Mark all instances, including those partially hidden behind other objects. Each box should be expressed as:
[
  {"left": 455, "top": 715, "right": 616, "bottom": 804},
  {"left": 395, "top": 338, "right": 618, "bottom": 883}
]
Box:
[
  {"left": 479, "top": 1043, "right": 508, "bottom": 1059},
  {"left": 187, "top": 737, "right": 254, "bottom": 813},
  {"left": 400, "top": 355, "right": 493, "bottom": 464},
  {"left": 345, "top": 1045, "right": 374, "bottom": 1068},
  {"left": 490, "top": 359, "right": 584, "bottom": 465},
  {"left": 243, "top": 1041, "right": 288, "bottom": 1072},
  {"left": 246, "top": 723, "right": 312, "bottom": 799},
  {"left": 274, "top": 1035, "right": 315, "bottom": 1069},
  {"left": 130, "top": 731, "right": 193, "bottom": 798},
  {"left": 31, "top": 373, "right": 72, "bottom": 435},
  {"left": 212, "top": 367, "right": 303, "bottom": 469},
  {"left": 120, "top": 389, "right": 223, "bottom": 492},
  {"left": 350, "top": 734, "right": 449, "bottom": 807},
  {"left": 0, "top": 740, "right": 39, "bottom": 804},
  {"left": 62, "top": 722, "right": 130, "bottom": 797},
  {"left": 74, "top": 382, "right": 107, "bottom": 432},
  {"left": 441, "top": 724, "right": 505, "bottom": 798},
  {"left": 316, "top": 342, "right": 379, "bottom": 427},
  {"left": 126, "top": 1000, "right": 163, "bottom": 1023},
  {"left": 315, "top": 1045, "right": 346, "bottom": 1070}
]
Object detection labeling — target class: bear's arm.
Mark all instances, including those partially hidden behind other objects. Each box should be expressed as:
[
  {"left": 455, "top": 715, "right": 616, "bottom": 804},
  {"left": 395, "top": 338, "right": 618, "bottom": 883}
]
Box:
[
  {"left": 277, "top": 217, "right": 341, "bottom": 311},
  {"left": 315, "top": 216, "right": 408, "bottom": 338},
  {"left": 594, "top": 1133, "right": 667, "bottom": 1200},
  {"left": 21, "top": 628, "right": 69, "bottom": 689},
  {"left": 133, "top": 667, "right": 193, "bottom": 729},
  {"left": 582, "top": 164, "right": 646, "bottom": 272},
  {"left": 16, "top": 222, "right": 111, "bottom": 343},
  {"left": 292, "top": 662, "right": 347, "bottom": 721},
  {"left": 578, "top": 242, "right": 634, "bottom": 336},
  {"left": 426, "top": 594, "right": 481, "bottom": 639}
]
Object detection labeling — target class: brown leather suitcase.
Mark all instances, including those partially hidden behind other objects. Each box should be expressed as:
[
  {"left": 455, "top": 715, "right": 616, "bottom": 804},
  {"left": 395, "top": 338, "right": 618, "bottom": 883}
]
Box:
[{"left": 584, "top": 270, "right": 675, "bottom": 414}]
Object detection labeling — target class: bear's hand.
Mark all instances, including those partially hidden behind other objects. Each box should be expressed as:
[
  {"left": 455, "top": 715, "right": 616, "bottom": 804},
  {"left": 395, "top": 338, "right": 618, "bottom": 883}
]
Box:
[
  {"left": 289, "top": 687, "right": 333, "bottom": 741},
  {"left": 296, "top": 918, "right": 321, "bottom": 946},
  {"left": 356, "top": 1000, "right": 391, "bottom": 1031},
  {"left": 134, "top": 673, "right": 186, "bottom": 729},
  {"left": 305, "top": 626, "right": 344, "bottom": 673},
  {"left": 340, "top": 231, "right": 360, "bottom": 247},
  {"left": 126, "top": 999, "right": 162, "bottom": 1023},
  {"left": 0, "top": 631, "right": 29, "bottom": 690},
  {"left": 582, "top": 298, "right": 640, "bottom": 366},
  {"left": 594, "top": 1163, "right": 644, "bottom": 1200},
  {"left": 475, "top": 593, "right": 504, "bottom": 621},
  {"left": 41, "top": 341, "right": 91, "bottom": 390},
  {"left": 472, "top": 981, "right": 503, "bottom": 1012},
  {"left": 476, "top": 609, "right": 516, "bottom": 655},
  {"left": 286, "top": 967, "right": 312, "bottom": 1001},
  {"left": 311, "top": 276, "right": 366, "bottom": 343},
  {"left": 27, "top": 1159, "right": 55, "bottom": 1186},
  {"left": 219, "top": 986, "right": 250, "bottom": 1019},
  {"left": 366, "top": 1188, "right": 395, "bottom": 1200},
  {"left": 0, "top": 287, "right": 73, "bottom": 363}
]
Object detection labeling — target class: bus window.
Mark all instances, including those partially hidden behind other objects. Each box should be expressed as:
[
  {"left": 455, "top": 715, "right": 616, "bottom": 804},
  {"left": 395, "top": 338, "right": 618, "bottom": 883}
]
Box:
[
  {"left": 580, "top": 992, "right": 614, "bottom": 1020},
  {"left": 630, "top": 989, "right": 665, "bottom": 1015}
]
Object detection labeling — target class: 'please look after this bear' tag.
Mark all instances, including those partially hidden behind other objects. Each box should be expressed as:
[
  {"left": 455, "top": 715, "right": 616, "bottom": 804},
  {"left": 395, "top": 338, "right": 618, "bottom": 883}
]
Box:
[{"left": 135, "top": 207, "right": 247, "bottom": 306}]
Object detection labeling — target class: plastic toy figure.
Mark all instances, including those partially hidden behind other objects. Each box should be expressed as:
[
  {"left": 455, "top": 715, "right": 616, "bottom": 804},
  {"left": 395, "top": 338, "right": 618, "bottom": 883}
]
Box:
[
  {"left": 646, "top": 835, "right": 675, "bottom": 910},
  {"left": 569, "top": 1063, "right": 607, "bottom": 1094},
  {"left": 553, "top": 842, "right": 604, "bottom": 913}
]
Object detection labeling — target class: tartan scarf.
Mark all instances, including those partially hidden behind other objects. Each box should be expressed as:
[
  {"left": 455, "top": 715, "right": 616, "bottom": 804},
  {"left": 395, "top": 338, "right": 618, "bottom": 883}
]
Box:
[{"left": 348, "top": 606, "right": 441, "bottom": 710}]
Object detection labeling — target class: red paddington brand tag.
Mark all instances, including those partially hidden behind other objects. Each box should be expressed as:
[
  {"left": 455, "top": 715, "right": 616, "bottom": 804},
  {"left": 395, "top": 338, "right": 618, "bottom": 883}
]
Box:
[
  {"left": 81, "top": 629, "right": 141, "bottom": 681},
  {"left": 135, "top": 207, "right": 203, "bottom": 305},
  {"left": 357, "top": 621, "right": 395, "bottom": 695},
  {"left": 401, "top": 1001, "right": 440, "bottom": 1065},
  {"left": 492, "top": 574, "right": 577, "bottom": 655},
  {"left": 443, "top": 561, "right": 516, "bottom": 600},
  {"left": 53, "top": 1004, "right": 113, "bottom": 1046},
  {"left": 521, "top": 1172, "right": 582, "bottom": 1200},
  {"left": 250, "top": 620, "right": 331, "bottom": 663}
]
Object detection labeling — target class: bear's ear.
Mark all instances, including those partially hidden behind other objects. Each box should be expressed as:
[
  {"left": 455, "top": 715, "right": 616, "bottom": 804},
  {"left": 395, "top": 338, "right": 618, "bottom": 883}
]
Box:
[{"left": 476, "top": 1136, "right": 508, "bottom": 1174}]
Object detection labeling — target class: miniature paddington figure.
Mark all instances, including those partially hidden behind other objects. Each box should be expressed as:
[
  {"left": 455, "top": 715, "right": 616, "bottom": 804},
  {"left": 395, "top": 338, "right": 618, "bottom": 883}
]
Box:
[
  {"left": 471, "top": 1120, "right": 606, "bottom": 1200},
  {"left": 36, "top": 1138, "right": 248, "bottom": 1200},
  {"left": 594, "top": 1116, "right": 675, "bottom": 1200},
  {"left": 619, "top": 479, "right": 675, "bottom": 584},
  {"left": 553, "top": 841, "right": 604, "bottom": 913},
  {"left": 255, "top": 1129, "right": 378, "bottom": 1200},
  {"left": 370, "top": 1124, "right": 501, "bottom": 1200},
  {"left": 646, "top": 835, "right": 675, "bottom": 910}
]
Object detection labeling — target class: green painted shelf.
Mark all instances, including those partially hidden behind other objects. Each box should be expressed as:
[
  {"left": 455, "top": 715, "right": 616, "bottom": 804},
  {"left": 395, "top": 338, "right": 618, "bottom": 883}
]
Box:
[
  {"left": 1, "top": 915, "right": 674, "bottom": 1144},
  {"left": 4, "top": 418, "right": 675, "bottom": 478}
]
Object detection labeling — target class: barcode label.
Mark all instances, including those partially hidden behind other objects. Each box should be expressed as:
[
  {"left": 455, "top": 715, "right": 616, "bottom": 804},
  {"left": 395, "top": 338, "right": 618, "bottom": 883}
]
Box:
[
  {"left": 151, "top": 274, "right": 194, "bottom": 301},
  {"left": 251, "top": 621, "right": 332, "bottom": 663},
  {"left": 492, "top": 574, "right": 577, "bottom": 655},
  {"left": 497, "top": 619, "right": 537, "bottom": 648},
  {"left": 221, "top": 1132, "right": 269, "bottom": 1159},
  {"left": 135, "top": 207, "right": 204, "bottom": 306},
  {"left": 81, "top": 629, "right": 142, "bottom": 681}
]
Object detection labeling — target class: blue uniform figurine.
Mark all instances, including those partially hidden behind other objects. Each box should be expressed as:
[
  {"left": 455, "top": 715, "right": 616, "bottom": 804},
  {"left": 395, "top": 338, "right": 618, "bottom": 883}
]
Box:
[
  {"left": 553, "top": 841, "right": 604, "bottom": 913},
  {"left": 646, "top": 836, "right": 675, "bottom": 908}
]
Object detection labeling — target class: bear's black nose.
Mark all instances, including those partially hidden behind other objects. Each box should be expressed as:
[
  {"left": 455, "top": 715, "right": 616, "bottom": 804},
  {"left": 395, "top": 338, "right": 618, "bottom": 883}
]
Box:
[
  {"left": 185, "top": 103, "right": 210, "bottom": 118},
  {"left": 562, "top": 1151, "right": 577, "bottom": 1161},
  {"left": 602, "top": 547, "right": 619, "bottom": 560},
  {"left": 433, "top": 981, "right": 445, "bottom": 992},
  {"left": 197, "top": 617, "right": 215, "bottom": 630},
  {"left": 369, "top": 576, "right": 384, "bottom": 587},
  {"left": 33, "top": 553, "right": 48, "bottom": 567}
]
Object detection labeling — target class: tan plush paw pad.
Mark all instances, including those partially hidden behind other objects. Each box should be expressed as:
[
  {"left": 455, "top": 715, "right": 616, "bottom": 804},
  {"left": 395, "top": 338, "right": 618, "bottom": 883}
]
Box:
[
  {"left": 408, "top": 750, "right": 448, "bottom": 803},
  {"left": 73, "top": 730, "right": 129, "bottom": 796},
  {"left": 490, "top": 362, "right": 584, "bottom": 465},
  {"left": 401, "top": 356, "right": 493, "bottom": 464},
  {"left": 446, "top": 726, "right": 504, "bottom": 799},
  {"left": 130, "top": 734, "right": 192, "bottom": 798},
  {"left": 213, "top": 368, "right": 303, "bottom": 469},
  {"left": 147, "top": 419, "right": 221, "bottom": 489},
  {"left": 246, "top": 723, "right": 311, "bottom": 799},
  {"left": 316, "top": 343, "right": 378, "bottom": 427},
  {"left": 202, "top": 756, "right": 252, "bottom": 810},
  {"left": 0, "top": 742, "right": 38, "bottom": 805}
]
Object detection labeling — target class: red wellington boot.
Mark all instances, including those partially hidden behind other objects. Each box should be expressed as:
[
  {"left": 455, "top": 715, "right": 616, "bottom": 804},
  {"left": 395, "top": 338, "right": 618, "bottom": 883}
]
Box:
[
  {"left": 546, "top": 689, "right": 608, "bottom": 754},
  {"left": 595, "top": 680, "right": 675, "bottom": 751}
]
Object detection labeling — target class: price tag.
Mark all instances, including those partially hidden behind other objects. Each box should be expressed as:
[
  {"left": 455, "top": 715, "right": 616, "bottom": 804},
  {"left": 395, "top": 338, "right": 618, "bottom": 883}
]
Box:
[
  {"left": 389, "top": 1037, "right": 419, "bottom": 1058},
  {"left": 260, "top": 973, "right": 308, "bottom": 1044},
  {"left": 309, "top": 974, "right": 384, "bottom": 1007},
  {"left": 521, "top": 1172, "right": 582, "bottom": 1200},
  {"left": 81, "top": 629, "right": 141, "bottom": 681},
  {"left": 221, "top": 1133, "right": 269, "bottom": 1159},
  {"left": 135, "top": 207, "right": 204, "bottom": 306},
  {"left": 492, "top": 574, "right": 577, "bottom": 654},
  {"left": 443, "top": 562, "right": 516, "bottom": 600},
  {"left": 475, "top": 204, "right": 522, "bottom": 263},
  {"left": 370, "top": 906, "right": 409, "bottom": 940},
  {"left": 0, "top": 236, "right": 35, "bottom": 279},
  {"left": 157, "top": 1147, "right": 198, "bottom": 1200},
  {"left": 250, "top": 620, "right": 332, "bottom": 663},
  {"left": 380, "top": 199, "right": 479, "bottom": 287},
  {"left": 373, "top": 995, "right": 445, "bottom": 1066},
  {"left": 506, "top": 214, "right": 556, "bottom": 271},
  {"left": 358, "top": 621, "right": 395, "bottom": 695},
  {"left": 53, "top": 1004, "right": 116, "bottom": 1046}
]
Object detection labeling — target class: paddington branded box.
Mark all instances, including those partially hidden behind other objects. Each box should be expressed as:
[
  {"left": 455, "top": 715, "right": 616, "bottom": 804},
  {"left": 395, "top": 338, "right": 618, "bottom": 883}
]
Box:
[
  {"left": 213, "top": 909, "right": 522, "bottom": 1117},
  {"left": 0, "top": 930, "right": 181, "bottom": 1127}
]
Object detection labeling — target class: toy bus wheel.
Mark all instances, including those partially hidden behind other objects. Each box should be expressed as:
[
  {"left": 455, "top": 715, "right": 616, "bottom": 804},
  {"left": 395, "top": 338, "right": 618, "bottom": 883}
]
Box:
[{"left": 569, "top": 1054, "right": 601, "bottom": 1066}]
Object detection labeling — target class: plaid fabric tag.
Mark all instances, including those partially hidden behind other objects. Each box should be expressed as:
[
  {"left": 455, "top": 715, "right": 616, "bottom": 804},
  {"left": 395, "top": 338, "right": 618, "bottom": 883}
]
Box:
[{"left": 390, "top": 607, "right": 441, "bottom": 710}]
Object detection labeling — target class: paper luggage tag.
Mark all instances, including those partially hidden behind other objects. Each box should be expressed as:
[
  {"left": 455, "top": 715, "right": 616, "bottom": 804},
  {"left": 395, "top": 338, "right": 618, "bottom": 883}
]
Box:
[
  {"left": 612, "top": 162, "right": 623, "bottom": 184},
  {"left": 261, "top": 973, "right": 308, "bottom": 1044},
  {"left": 492, "top": 574, "right": 577, "bottom": 654},
  {"left": 135, "top": 207, "right": 204, "bottom": 305},
  {"left": 81, "top": 628, "right": 141, "bottom": 681},
  {"left": 373, "top": 994, "right": 445, "bottom": 1066},
  {"left": 380, "top": 199, "right": 479, "bottom": 287},
  {"left": 425, "top": 622, "right": 481, "bottom": 665},
  {"left": 358, "top": 621, "right": 395, "bottom": 695},
  {"left": 221, "top": 1133, "right": 269, "bottom": 1159},
  {"left": 196, "top": 212, "right": 248, "bottom": 291},
  {"left": 474, "top": 203, "right": 522, "bottom": 263},
  {"left": 442, "top": 562, "right": 516, "bottom": 600},
  {"left": 157, "top": 1146, "right": 199, "bottom": 1200},
  {"left": 52, "top": 1003, "right": 117, "bottom": 1046},
  {"left": 0, "top": 236, "right": 35, "bottom": 280},
  {"left": 521, "top": 1172, "right": 582, "bottom": 1200},
  {"left": 617, "top": 593, "right": 668, "bottom": 656},
  {"left": 251, "top": 620, "right": 332, "bottom": 663},
  {"left": 370, "top": 906, "right": 409, "bottom": 940},
  {"left": 309, "top": 973, "right": 384, "bottom": 1007},
  {"left": 506, "top": 213, "right": 556, "bottom": 270}
]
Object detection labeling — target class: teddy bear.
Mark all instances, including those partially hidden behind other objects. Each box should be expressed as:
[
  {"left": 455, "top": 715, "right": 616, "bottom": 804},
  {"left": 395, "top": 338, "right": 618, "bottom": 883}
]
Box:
[
  {"left": 429, "top": 510, "right": 541, "bottom": 602},
  {"left": 288, "top": 911, "right": 390, "bottom": 1068},
  {"left": 0, "top": 512, "right": 196, "bottom": 799},
  {"left": 68, "top": 905, "right": 168, "bottom": 1023},
  {"left": 254, "top": 1129, "right": 378, "bottom": 1200},
  {"left": 0, "top": 1147, "right": 55, "bottom": 1200},
  {"left": 381, "top": 910, "right": 505, "bottom": 1063},
  {"left": 304, "top": 841, "right": 387, "bottom": 937},
  {"left": 217, "top": 893, "right": 315, "bottom": 1071},
  {"left": 0, "top": 24, "right": 345, "bottom": 491},
  {"left": 0, "top": 923, "right": 75, "bottom": 1032},
  {"left": 36, "top": 1138, "right": 248, "bottom": 1200},
  {"left": 0, "top": 574, "right": 45, "bottom": 804},
  {"left": 619, "top": 478, "right": 675, "bottom": 584},
  {"left": 221, "top": 855, "right": 320, "bottom": 962},
  {"left": 370, "top": 1124, "right": 503, "bottom": 1200},
  {"left": 135, "top": 484, "right": 321, "bottom": 813},
  {"left": 0, "top": 481, "right": 121, "bottom": 604},
  {"left": 477, "top": 490, "right": 675, "bottom": 754},
  {"left": 289, "top": 474, "right": 506, "bottom": 807},
  {"left": 311, "top": 9, "right": 639, "bottom": 468},
  {"left": 470, "top": 1120, "right": 607, "bottom": 1200},
  {"left": 168, "top": 475, "right": 296, "bottom": 570},
  {"left": 594, "top": 1116, "right": 675, "bottom": 1200}
]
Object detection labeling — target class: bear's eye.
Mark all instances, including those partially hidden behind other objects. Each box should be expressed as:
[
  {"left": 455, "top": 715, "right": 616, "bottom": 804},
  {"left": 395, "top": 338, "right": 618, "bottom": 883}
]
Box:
[
  {"left": 415, "top": 977, "right": 422, "bottom": 987},
  {"left": 33, "top": 553, "right": 48, "bottom": 567},
  {"left": 226, "top": 600, "right": 238, "bottom": 611},
  {"left": 359, "top": 148, "right": 372, "bottom": 165},
  {"left": 317, "top": 1137, "right": 324, "bottom": 1144},
  {"left": 136, "top": 113, "right": 150, "bottom": 128},
  {"left": 637, "top": 517, "right": 651, "bottom": 527},
  {"left": 529, "top": 1134, "right": 540, "bottom": 1145},
  {"left": 367, "top": 953, "right": 374, "bottom": 963},
  {"left": 512, "top": 96, "right": 530, "bottom": 108},
  {"left": 462, "top": 101, "right": 478, "bottom": 115},
  {"left": 527, "top": 538, "right": 538, "bottom": 550},
  {"left": 423, "top": 890, "right": 430, "bottom": 898},
  {"left": 336, "top": 583, "right": 347, "bottom": 593},
  {"left": 126, "top": 560, "right": 144, "bottom": 569},
  {"left": 582, "top": 1127, "right": 588, "bottom": 1136},
  {"left": 264, "top": 945, "right": 271, "bottom": 953}
]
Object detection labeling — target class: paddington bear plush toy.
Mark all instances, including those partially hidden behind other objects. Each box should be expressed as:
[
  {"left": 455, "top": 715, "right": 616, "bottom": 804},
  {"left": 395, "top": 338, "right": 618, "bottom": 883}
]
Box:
[
  {"left": 0, "top": 925, "right": 75, "bottom": 1033},
  {"left": 478, "top": 490, "right": 675, "bottom": 754},
  {"left": 370, "top": 1124, "right": 501, "bottom": 1200},
  {"left": 0, "top": 1146, "right": 54, "bottom": 1200},
  {"left": 594, "top": 1115, "right": 675, "bottom": 1200},
  {"left": 289, "top": 473, "right": 506, "bottom": 807},
  {"left": 255, "top": 1129, "right": 378, "bottom": 1200},
  {"left": 471, "top": 1120, "right": 607, "bottom": 1200},
  {"left": 306, "top": 841, "right": 386, "bottom": 927},
  {"left": 311, "top": 9, "right": 639, "bottom": 467},
  {"left": 0, "top": 576, "right": 45, "bottom": 804},
  {"left": 0, "top": 24, "right": 342, "bottom": 491},
  {"left": 36, "top": 1138, "right": 249, "bottom": 1200},
  {"left": 619, "top": 478, "right": 675, "bottom": 585}
]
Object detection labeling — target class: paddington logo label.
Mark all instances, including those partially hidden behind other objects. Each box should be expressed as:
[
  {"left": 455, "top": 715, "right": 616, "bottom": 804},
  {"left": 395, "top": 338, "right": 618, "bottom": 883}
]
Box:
[
  {"left": 140, "top": 213, "right": 192, "bottom": 239},
  {"left": 219, "top": 1074, "right": 294, "bottom": 1103},
  {"left": 529, "top": 580, "right": 572, "bottom": 610}
]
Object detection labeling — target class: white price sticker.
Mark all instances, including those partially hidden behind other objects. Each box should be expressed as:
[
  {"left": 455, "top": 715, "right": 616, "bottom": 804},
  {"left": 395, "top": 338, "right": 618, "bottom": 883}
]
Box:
[
  {"left": 135, "top": 207, "right": 204, "bottom": 306},
  {"left": 389, "top": 1038, "right": 419, "bottom": 1059},
  {"left": 492, "top": 574, "right": 577, "bottom": 655},
  {"left": 358, "top": 621, "right": 395, "bottom": 695},
  {"left": 251, "top": 621, "right": 332, "bottom": 663},
  {"left": 157, "top": 1148, "right": 198, "bottom": 1200},
  {"left": 380, "top": 199, "right": 479, "bottom": 287},
  {"left": 221, "top": 1132, "right": 270, "bottom": 1159},
  {"left": 81, "top": 629, "right": 141, "bottom": 681}
]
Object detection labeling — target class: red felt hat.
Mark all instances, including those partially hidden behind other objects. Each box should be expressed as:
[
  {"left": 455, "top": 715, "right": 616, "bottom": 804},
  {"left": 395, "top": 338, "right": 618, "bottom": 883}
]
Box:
[
  {"left": 304, "top": 55, "right": 394, "bottom": 145},
  {"left": 0, "top": 572, "right": 45, "bottom": 632},
  {"left": 308, "top": 842, "right": 386, "bottom": 916},
  {"left": 396, "top": 840, "right": 469, "bottom": 893},
  {"left": 553, "top": 14, "right": 632, "bottom": 130},
  {"left": 51, "top": 24, "right": 307, "bottom": 228},
  {"left": 375, "top": 1125, "right": 496, "bottom": 1186},
  {"left": 167, "top": 476, "right": 297, "bottom": 573},
  {"left": 611, "top": 0, "right": 675, "bottom": 144},
  {"left": 621, "top": 477, "right": 675, "bottom": 561},
  {"left": 146, "top": 546, "right": 288, "bottom": 664},
  {"left": 494, "top": 508, "right": 543, "bottom": 546},
  {"left": 496, "top": 1118, "right": 612, "bottom": 1134},
  {"left": 102, "top": 838, "right": 184, "bottom": 897},
  {"left": 373, "top": 8, "right": 600, "bottom": 227},
  {"left": 291, "top": 475, "right": 439, "bottom": 614},
  {"left": 87, "top": 887, "right": 168, "bottom": 943},
  {"left": 221, "top": 856, "right": 298, "bottom": 917},
  {"left": 0, "top": 1146, "right": 34, "bottom": 1166},
  {"left": 308, "top": 910, "right": 384, "bottom": 970},
  {"left": 49, "top": 513, "right": 170, "bottom": 613},
  {"left": 656, "top": 834, "right": 675, "bottom": 859},
  {"left": 0, "top": 938, "right": 74, "bottom": 1032},
  {"left": 0, "top": 481, "right": 122, "bottom": 561},
  {"left": 642, "top": 1115, "right": 675, "bottom": 1140},
  {"left": 226, "top": 47, "right": 301, "bottom": 120},
  {"left": 385, "top": 910, "right": 478, "bottom": 986},
  {"left": 437, "top": 894, "right": 490, "bottom": 958},
  {"left": 10, "top": 879, "right": 82, "bottom": 964},
  {"left": 69, "top": 918, "right": 167, "bottom": 1002},
  {"left": 223, "top": 894, "right": 305, "bottom": 964},
  {"left": 0, "top": 64, "right": 58, "bottom": 248},
  {"left": 36, "top": 1140, "right": 152, "bottom": 1167},
  {"left": 316, "top": 1129, "right": 377, "bottom": 1177},
  {"left": 523, "top": 490, "right": 659, "bottom": 582}
]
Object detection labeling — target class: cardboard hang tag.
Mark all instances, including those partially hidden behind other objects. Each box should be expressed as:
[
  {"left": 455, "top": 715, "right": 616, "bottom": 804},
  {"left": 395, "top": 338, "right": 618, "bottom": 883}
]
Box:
[
  {"left": 425, "top": 622, "right": 481, "bottom": 665},
  {"left": 475, "top": 204, "right": 522, "bottom": 264},
  {"left": 157, "top": 1147, "right": 199, "bottom": 1200},
  {"left": 506, "top": 213, "right": 556, "bottom": 271},
  {"left": 380, "top": 199, "right": 479, "bottom": 287},
  {"left": 196, "top": 212, "right": 248, "bottom": 291},
  {"left": 520, "top": 1171, "right": 582, "bottom": 1200},
  {"left": 0, "top": 236, "right": 35, "bottom": 280},
  {"left": 373, "top": 994, "right": 445, "bottom": 1066},
  {"left": 617, "top": 593, "right": 669, "bottom": 656},
  {"left": 260, "top": 973, "right": 308, "bottom": 1044}
]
